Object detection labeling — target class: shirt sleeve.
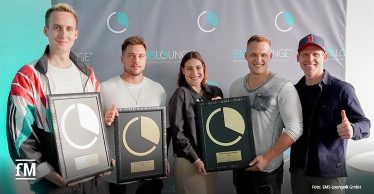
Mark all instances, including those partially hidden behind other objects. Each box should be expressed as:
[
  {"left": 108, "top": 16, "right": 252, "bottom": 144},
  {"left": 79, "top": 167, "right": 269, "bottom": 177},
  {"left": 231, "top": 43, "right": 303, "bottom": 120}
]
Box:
[
  {"left": 168, "top": 88, "right": 199, "bottom": 163},
  {"left": 7, "top": 66, "right": 54, "bottom": 182},
  {"left": 341, "top": 83, "right": 370, "bottom": 140},
  {"left": 277, "top": 82, "right": 304, "bottom": 141}
]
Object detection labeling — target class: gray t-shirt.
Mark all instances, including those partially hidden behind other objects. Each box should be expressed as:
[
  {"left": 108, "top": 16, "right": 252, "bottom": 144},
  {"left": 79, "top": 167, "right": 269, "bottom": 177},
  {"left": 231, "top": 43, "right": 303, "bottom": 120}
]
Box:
[{"left": 229, "top": 73, "right": 303, "bottom": 172}]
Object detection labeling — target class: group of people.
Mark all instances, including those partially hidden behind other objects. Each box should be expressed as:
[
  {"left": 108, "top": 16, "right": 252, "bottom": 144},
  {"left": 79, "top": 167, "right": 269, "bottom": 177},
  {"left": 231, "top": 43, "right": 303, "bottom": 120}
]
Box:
[{"left": 6, "top": 3, "right": 370, "bottom": 194}]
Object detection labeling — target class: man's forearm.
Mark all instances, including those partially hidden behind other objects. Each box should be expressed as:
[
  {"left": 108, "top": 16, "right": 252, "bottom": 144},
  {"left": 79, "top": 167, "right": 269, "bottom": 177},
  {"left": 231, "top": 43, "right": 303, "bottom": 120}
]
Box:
[{"left": 263, "top": 133, "right": 294, "bottom": 161}]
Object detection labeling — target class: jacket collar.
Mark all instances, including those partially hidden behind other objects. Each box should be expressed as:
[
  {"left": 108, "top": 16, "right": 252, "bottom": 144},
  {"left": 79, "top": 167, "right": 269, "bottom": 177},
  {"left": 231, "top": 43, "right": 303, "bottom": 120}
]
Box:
[
  {"left": 182, "top": 83, "right": 213, "bottom": 101},
  {"left": 34, "top": 45, "right": 90, "bottom": 76},
  {"left": 183, "top": 83, "right": 212, "bottom": 94},
  {"left": 296, "top": 69, "right": 332, "bottom": 87}
]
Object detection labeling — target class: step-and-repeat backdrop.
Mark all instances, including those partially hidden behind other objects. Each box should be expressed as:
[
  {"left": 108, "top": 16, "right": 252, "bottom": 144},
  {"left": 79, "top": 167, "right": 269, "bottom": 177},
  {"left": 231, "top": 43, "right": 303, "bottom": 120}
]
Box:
[
  {"left": 59, "top": 1, "right": 346, "bottom": 193},
  {"left": 59, "top": 0, "right": 346, "bottom": 96},
  {"left": 2, "top": 0, "right": 347, "bottom": 193}
]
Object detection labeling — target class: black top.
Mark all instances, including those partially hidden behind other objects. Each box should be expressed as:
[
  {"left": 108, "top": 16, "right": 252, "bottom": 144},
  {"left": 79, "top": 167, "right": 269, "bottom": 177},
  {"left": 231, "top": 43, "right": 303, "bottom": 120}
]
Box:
[
  {"left": 168, "top": 84, "right": 223, "bottom": 163},
  {"left": 290, "top": 83, "right": 320, "bottom": 171}
]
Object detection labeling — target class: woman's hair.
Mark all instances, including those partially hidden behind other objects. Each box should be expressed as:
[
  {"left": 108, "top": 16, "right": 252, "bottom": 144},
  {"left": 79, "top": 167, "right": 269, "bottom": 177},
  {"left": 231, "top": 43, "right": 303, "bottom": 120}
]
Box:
[{"left": 177, "top": 51, "right": 208, "bottom": 87}]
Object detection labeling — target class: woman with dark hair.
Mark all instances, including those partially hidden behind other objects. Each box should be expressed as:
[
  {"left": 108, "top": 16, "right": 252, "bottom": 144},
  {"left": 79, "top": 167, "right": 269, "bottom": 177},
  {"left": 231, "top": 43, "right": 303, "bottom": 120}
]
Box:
[{"left": 168, "top": 51, "right": 223, "bottom": 194}]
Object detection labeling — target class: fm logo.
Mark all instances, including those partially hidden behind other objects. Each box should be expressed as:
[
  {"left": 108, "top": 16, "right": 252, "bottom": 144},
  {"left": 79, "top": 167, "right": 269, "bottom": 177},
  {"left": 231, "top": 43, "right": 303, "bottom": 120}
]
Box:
[{"left": 15, "top": 159, "right": 36, "bottom": 180}]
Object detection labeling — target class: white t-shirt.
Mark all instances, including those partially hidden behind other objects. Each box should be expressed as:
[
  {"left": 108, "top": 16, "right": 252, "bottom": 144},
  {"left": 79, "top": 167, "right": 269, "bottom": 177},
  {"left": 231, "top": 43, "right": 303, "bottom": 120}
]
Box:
[
  {"left": 100, "top": 76, "right": 167, "bottom": 110},
  {"left": 101, "top": 76, "right": 167, "bottom": 184},
  {"left": 46, "top": 63, "right": 83, "bottom": 94}
]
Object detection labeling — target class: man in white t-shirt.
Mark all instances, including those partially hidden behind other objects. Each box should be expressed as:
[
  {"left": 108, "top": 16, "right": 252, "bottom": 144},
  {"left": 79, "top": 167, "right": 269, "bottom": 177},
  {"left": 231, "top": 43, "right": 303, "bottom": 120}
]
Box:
[
  {"left": 101, "top": 36, "right": 167, "bottom": 194},
  {"left": 6, "top": 3, "right": 107, "bottom": 194}
]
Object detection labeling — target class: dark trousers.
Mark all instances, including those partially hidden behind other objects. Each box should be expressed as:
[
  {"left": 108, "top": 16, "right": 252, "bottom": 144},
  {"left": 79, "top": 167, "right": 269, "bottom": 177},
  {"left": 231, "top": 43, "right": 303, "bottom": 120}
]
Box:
[
  {"left": 233, "top": 164, "right": 283, "bottom": 194},
  {"left": 31, "top": 177, "right": 108, "bottom": 194},
  {"left": 108, "top": 179, "right": 163, "bottom": 194}
]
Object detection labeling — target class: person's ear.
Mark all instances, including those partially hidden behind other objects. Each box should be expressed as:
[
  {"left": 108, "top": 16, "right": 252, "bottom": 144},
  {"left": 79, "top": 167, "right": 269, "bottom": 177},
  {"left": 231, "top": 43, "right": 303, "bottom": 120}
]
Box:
[
  {"left": 74, "top": 30, "right": 78, "bottom": 40},
  {"left": 244, "top": 51, "right": 249, "bottom": 61},
  {"left": 323, "top": 52, "right": 328, "bottom": 61},
  {"left": 43, "top": 26, "right": 48, "bottom": 37}
]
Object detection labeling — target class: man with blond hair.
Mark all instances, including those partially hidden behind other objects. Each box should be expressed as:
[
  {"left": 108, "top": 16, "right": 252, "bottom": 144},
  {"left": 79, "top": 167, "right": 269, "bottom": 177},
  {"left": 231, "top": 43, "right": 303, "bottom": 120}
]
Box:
[
  {"left": 6, "top": 3, "right": 108, "bottom": 194},
  {"left": 230, "top": 35, "right": 303, "bottom": 194}
]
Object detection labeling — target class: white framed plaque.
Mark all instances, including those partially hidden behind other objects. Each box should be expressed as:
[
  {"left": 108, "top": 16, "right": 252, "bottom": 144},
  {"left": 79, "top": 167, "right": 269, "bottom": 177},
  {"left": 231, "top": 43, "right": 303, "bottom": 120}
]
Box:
[
  {"left": 48, "top": 92, "right": 112, "bottom": 183},
  {"left": 110, "top": 106, "right": 167, "bottom": 183}
]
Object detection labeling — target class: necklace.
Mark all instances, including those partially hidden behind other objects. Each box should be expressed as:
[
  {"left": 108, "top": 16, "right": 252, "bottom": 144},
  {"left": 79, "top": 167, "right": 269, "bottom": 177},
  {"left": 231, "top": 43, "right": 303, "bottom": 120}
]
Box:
[{"left": 123, "top": 82, "right": 143, "bottom": 106}]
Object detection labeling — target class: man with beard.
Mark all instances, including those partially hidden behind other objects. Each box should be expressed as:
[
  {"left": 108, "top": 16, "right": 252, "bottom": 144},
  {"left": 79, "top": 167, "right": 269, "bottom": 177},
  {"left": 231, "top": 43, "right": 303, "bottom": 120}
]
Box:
[{"left": 100, "top": 36, "right": 167, "bottom": 194}]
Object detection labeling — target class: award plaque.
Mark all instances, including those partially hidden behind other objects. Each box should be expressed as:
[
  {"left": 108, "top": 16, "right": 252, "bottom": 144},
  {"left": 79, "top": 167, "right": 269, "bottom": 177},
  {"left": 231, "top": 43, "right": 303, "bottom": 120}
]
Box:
[
  {"left": 110, "top": 106, "right": 167, "bottom": 183},
  {"left": 48, "top": 92, "right": 112, "bottom": 183},
  {"left": 196, "top": 96, "right": 255, "bottom": 172}
]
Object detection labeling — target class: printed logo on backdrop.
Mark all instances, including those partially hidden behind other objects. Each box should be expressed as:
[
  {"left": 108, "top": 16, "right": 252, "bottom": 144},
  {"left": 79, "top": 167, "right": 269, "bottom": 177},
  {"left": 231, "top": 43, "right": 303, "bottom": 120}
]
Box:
[
  {"left": 77, "top": 52, "right": 93, "bottom": 62},
  {"left": 231, "top": 48, "right": 293, "bottom": 63},
  {"left": 107, "top": 11, "right": 129, "bottom": 33},
  {"left": 197, "top": 10, "right": 219, "bottom": 32},
  {"left": 207, "top": 80, "right": 219, "bottom": 87},
  {"left": 326, "top": 48, "right": 346, "bottom": 61},
  {"left": 274, "top": 11, "right": 295, "bottom": 32},
  {"left": 147, "top": 50, "right": 189, "bottom": 64}
]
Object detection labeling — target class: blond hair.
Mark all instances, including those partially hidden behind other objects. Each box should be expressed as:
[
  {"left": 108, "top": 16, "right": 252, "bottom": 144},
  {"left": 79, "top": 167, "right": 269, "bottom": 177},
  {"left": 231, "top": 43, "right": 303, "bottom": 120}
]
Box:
[
  {"left": 45, "top": 3, "right": 78, "bottom": 27},
  {"left": 247, "top": 35, "right": 272, "bottom": 47}
]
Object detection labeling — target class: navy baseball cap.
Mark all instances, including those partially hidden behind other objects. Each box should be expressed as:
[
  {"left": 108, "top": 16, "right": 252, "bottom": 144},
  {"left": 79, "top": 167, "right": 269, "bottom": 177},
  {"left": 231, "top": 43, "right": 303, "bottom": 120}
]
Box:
[{"left": 298, "top": 34, "right": 325, "bottom": 52}]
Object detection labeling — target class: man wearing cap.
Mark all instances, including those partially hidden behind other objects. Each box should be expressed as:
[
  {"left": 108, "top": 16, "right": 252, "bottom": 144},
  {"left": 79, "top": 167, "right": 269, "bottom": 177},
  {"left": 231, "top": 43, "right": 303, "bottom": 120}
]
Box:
[{"left": 290, "top": 34, "right": 371, "bottom": 194}]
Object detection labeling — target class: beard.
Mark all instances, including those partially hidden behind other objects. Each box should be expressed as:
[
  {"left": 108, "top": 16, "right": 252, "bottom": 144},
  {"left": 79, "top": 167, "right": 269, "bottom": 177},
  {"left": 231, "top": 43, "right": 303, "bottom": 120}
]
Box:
[{"left": 124, "top": 67, "right": 144, "bottom": 76}]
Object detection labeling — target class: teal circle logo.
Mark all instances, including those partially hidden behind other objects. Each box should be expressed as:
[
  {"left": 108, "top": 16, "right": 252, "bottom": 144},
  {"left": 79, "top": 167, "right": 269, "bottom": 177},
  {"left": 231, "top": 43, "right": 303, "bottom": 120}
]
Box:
[
  {"left": 197, "top": 10, "right": 219, "bottom": 32},
  {"left": 107, "top": 11, "right": 129, "bottom": 33},
  {"left": 274, "top": 11, "right": 295, "bottom": 32}
]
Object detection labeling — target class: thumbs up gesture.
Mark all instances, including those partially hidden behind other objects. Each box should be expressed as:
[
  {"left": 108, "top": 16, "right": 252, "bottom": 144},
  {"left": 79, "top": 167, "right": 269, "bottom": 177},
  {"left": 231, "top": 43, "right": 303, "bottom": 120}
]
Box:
[{"left": 337, "top": 110, "right": 353, "bottom": 139}]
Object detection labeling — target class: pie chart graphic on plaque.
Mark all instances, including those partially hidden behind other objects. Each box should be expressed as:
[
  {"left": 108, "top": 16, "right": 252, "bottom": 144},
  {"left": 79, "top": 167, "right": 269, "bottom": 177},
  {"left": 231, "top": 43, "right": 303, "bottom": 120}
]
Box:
[
  {"left": 61, "top": 103, "right": 100, "bottom": 150},
  {"left": 206, "top": 107, "right": 245, "bottom": 146},
  {"left": 123, "top": 116, "right": 160, "bottom": 156}
]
